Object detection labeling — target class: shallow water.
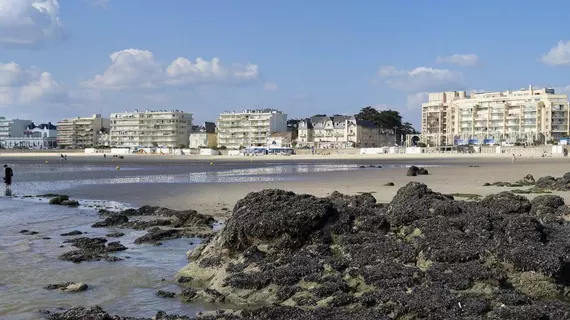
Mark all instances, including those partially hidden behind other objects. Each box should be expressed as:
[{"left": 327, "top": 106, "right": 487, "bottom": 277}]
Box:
[
  {"left": 0, "top": 162, "right": 445, "bottom": 319},
  {"left": 0, "top": 198, "right": 208, "bottom": 320}
]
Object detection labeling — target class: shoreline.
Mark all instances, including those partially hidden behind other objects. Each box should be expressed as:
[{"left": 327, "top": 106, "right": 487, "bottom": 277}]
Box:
[
  {"left": 0, "top": 151, "right": 540, "bottom": 162},
  {"left": 6, "top": 158, "right": 570, "bottom": 319}
]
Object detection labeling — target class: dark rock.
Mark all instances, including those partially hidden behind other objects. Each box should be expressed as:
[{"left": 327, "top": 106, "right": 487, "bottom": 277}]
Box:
[
  {"left": 44, "top": 282, "right": 88, "bottom": 292},
  {"left": 48, "top": 195, "right": 69, "bottom": 205},
  {"left": 19, "top": 230, "right": 39, "bottom": 235},
  {"left": 59, "top": 237, "right": 123, "bottom": 263},
  {"left": 417, "top": 167, "right": 429, "bottom": 175},
  {"left": 44, "top": 282, "right": 74, "bottom": 290},
  {"left": 156, "top": 290, "right": 176, "bottom": 298},
  {"left": 60, "top": 230, "right": 83, "bottom": 236},
  {"left": 406, "top": 165, "right": 419, "bottom": 176},
  {"left": 172, "top": 182, "right": 570, "bottom": 318},
  {"left": 384, "top": 182, "right": 395, "bottom": 186},
  {"left": 105, "top": 231, "right": 125, "bottom": 238},
  {"left": 105, "top": 241, "right": 127, "bottom": 252},
  {"left": 180, "top": 288, "right": 198, "bottom": 301},
  {"left": 91, "top": 214, "right": 128, "bottom": 228},
  {"left": 220, "top": 189, "right": 336, "bottom": 253},
  {"left": 530, "top": 195, "right": 565, "bottom": 216},
  {"left": 134, "top": 228, "right": 181, "bottom": 244},
  {"left": 177, "top": 276, "right": 193, "bottom": 283}
]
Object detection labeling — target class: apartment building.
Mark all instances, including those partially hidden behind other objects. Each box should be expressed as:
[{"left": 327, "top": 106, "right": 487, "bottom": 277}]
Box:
[
  {"left": 1, "top": 122, "right": 58, "bottom": 149},
  {"left": 109, "top": 110, "right": 193, "bottom": 148},
  {"left": 0, "top": 118, "right": 33, "bottom": 140},
  {"left": 297, "top": 115, "right": 395, "bottom": 148},
  {"left": 421, "top": 86, "right": 570, "bottom": 146},
  {"left": 217, "top": 109, "right": 287, "bottom": 149},
  {"left": 57, "top": 114, "right": 110, "bottom": 148},
  {"left": 189, "top": 122, "right": 217, "bottom": 149}
]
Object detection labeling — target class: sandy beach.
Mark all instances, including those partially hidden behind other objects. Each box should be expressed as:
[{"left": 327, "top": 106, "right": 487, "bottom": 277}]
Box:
[
  {"left": 152, "top": 158, "right": 570, "bottom": 219},
  {"left": 2, "top": 152, "right": 568, "bottom": 218}
]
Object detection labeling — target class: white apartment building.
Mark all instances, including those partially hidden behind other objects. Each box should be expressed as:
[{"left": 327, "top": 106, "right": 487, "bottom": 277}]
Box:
[
  {"left": 297, "top": 115, "right": 396, "bottom": 148},
  {"left": 110, "top": 110, "right": 193, "bottom": 148},
  {"left": 217, "top": 109, "right": 287, "bottom": 149},
  {"left": 0, "top": 118, "right": 33, "bottom": 140},
  {"left": 57, "top": 114, "right": 110, "bottom": 148},
  {"left": 1, "top": 122, "right": 58, "bottom": 149},
  {"left": 421, "top": 86, "right": 570, "bottom": 146}
]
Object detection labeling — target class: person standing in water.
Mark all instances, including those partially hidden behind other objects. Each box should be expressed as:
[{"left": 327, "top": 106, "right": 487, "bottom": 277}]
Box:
[
  {"left": 512, "top": 154, "right": 516, "bottom": 164},
  {"left": 4, "top": 164, "right": 13, "bottom": 194}
]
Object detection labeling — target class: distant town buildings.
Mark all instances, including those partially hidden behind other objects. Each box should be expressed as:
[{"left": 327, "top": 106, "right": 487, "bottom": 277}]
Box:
[
  {"left": 57, "top": 114, "right": 110, "bottom": 149},
  {"left": 109, "top": 110, "right": 193, "bottom": 148},
  {"left": 189, "top": 122, "right": 217, "bottom": 149},
  {"left": 296, "top": 115, "right": 396, "bottom": 148},
  {"left": 217, "top": 109, "right": 287, "bottom": 149},
  {"left": 0, "top": 118, "right": 33, "bottom": 140},
  {"left": 422, "top": 86, "right": 570, "bottom": 146},
  {"left": 0, "top": 120, "right": 57, "bottom": 149},
  {"left": 267, "top": 132, "right": 293, "bottom": 148}
]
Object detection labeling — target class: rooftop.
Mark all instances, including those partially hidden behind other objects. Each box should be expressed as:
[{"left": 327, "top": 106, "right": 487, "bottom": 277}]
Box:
[{"left": 220, "top": 109, "right": 284, "bottom": 115}]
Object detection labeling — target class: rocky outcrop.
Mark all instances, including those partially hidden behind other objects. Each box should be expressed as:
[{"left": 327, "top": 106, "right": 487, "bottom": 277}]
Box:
[
  {"left": 535, "top": 172, "right": 570, "bottom": 191},
  {"left": 406, "top": 165, "right": 429, "bottom": 176},
  {"left": 59, "top": 237, "right": 126, "bottom": 263},
  {"left": 483, "top": 173, "right": 570, "bottom": 192},
  {"left": 44, "top": 282, "right": 88, "bottom": 292},
  {"left": 156, "top": 290, "right": 176, "bottom": 298},
  {"left": 48, "top": 195, "right": 80, "bottom": 207},
  {"left": 60, "top": 230, "right": 83, "bottom": 236},
  {"left": 105, "top": 231, "right": 125, "bottom": 238},
  {"left": 19, "top": 230, "right": 39, "bottom": 235},
  {"left": 92, "top": 206, "right": 216, "bottom": 238},
  {"left": 41, "top": 306, "right": 194, "bottom": 320},
  {"left": 175, "top": 183, "right": 570, "bottom": 319},
  {"left": 134, "top": 228, "right": 182, "bottom": 244}
]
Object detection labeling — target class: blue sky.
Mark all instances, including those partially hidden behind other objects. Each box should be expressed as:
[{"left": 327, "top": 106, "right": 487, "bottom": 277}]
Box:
[{"left": 2, "top": 0, "right": 570, "bottom": 129}]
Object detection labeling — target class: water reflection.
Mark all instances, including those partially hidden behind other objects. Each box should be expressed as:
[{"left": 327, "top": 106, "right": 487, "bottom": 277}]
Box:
[{"left": 12, "top": 163, "right": 444, "bottom": 196}]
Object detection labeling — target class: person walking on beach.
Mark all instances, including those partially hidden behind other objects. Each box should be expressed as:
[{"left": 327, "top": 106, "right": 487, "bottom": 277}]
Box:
[
  {"left": 4, "top": 164, "right": 13, "bottom": 194},
  {"left": 512, "top": 154, "right": 516, "bottom": 164}
]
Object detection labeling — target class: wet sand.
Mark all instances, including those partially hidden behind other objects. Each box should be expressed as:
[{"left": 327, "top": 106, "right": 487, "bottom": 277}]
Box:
[{"left": 40, "top": 156, "right": 570, "bottom": 220}]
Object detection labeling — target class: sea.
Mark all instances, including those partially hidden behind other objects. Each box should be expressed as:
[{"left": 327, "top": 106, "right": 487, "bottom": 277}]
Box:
[{"left": 0, "top": 161, "right": 442, "bottom": 319}]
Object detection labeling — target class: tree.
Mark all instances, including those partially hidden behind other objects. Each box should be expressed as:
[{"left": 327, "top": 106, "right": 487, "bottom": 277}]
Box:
[
  {"left": 356, "top": 107, "right": 404, "bottom": 130},
  {"left": 356, "top": 106, "right": 417, "bottom": 144},
  {"left": 312, "top": 114, "right": 327, "bottom": 117},
  {"left": 400, "top": 122, "right": 417, "bottom": 134}
]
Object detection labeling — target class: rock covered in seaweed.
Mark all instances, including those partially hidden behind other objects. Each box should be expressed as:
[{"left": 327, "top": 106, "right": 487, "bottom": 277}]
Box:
[
  {"left": 406, "top": 165, "right": 429, "bottom": 176},
  {"left": 176, "top": 182, "right": 570, "bottom": 319},
  {"left": 58, "top": 237, "right": 126, "bottom": 263}
]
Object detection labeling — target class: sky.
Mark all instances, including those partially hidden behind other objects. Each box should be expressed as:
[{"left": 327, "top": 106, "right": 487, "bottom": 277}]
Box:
[{"left": 2, "top": 1, "right": 570, "bottom": 129}]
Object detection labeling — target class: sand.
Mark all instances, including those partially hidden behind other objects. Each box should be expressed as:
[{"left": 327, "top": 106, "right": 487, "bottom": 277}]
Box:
[
  {"left": 0, "top": 151, "right": 538, "bottom": 163},
  {"left": 3, "top": 152, "right": 569, "bottom": 221},
  {"left": 148, "top": 157, "right": 570, "bottom": 220}
]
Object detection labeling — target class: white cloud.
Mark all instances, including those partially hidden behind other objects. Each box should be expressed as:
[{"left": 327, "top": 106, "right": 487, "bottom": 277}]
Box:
[
  {"left": 378, "top": 66, "right": 406, "bottom": 77},
  {"left": 381, "top": 66, "right": 463, "bottom": 92},
  {"left": 263, "top": 82, "right": 277, "bottom": 91},
  {"left": 436, "top": 54, "right": 480, "bottom": 67},
  {"left": 542, "top": 41, "right": 570, "bottom": 66},
  {"left": 84, "top": 49, "right": 261, "bottom": 90},
  {"left": 0, "top": 61, "right": 85, "bottom": 107},
  {"left": 406, "top": 92, "right": 429, "bottom": 109},
  {"left": 0, "top": 0, "right": 66, "bottom": 48}
]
